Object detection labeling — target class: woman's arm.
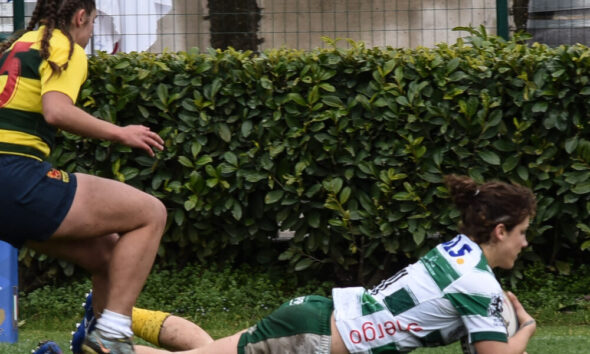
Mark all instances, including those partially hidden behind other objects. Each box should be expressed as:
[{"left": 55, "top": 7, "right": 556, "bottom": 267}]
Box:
[{"left": 42, "top": 91, "right": 164, "bottom": 156}]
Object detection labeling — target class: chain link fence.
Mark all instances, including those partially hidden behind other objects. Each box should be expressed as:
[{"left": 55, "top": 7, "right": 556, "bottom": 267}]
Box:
[
  {"left": 0, "top": 1, "right": 589, "bottom": 52},
  {"left": 519, "top": 0, "right": 590, "bottom": 47}
]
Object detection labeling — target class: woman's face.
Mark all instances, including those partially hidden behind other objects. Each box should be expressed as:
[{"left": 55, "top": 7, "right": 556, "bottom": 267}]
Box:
[{"left": 496, "top": 216, "right": 530, "bottom": 269}]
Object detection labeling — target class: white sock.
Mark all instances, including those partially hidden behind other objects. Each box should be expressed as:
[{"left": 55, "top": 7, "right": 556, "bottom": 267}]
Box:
[{"left": 95, "top": 309, "right": 133, "bottom": 338}]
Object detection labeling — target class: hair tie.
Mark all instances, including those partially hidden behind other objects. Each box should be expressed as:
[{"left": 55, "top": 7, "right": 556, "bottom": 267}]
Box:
[{"left": 474, "top": 189, "right": 480, "bottom": 197}]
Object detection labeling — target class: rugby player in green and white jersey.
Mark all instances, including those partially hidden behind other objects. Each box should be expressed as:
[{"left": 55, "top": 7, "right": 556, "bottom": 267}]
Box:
[
  {"left": 333, "top": 232, "right": 524, "bottom": 353},
  {"left": 75, "top": 174, "right": 538, "bottom": 354}
]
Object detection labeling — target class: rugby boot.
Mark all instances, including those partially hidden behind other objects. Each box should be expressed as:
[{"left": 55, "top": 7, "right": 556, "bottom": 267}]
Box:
[
  {"left": 71, "top": 291, "right": 95, "bottom": 354},
  {"left": 32, "top": 340, "right": 63, "bottom": 354},
  {"left": 81, "top": 329, "right": 135, "bottom": 354}
]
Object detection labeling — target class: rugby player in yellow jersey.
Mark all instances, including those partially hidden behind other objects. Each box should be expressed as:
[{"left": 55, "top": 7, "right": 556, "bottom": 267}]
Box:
[{"left": 0, "top": 1, "right": 165, "bottom": 353}]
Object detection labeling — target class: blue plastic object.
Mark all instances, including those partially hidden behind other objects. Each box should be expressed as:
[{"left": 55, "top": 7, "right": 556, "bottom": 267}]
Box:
[{"left": 0, "top": 240, "right": 18, "bottom": 343}]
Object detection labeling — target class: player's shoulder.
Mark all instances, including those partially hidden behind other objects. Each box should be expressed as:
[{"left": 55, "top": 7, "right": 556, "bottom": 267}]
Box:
[
  {"left": 435, "top": 235, "right": 484, "bottom": 266},
  {"left": 436, "top": 235, "right": 498, "bottom": 286},
  {"left": 47, "top": 29, "right": 87, "bottom": 61}
]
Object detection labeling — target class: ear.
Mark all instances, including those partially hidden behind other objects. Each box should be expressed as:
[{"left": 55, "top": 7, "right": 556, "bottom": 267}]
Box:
[
  {"left": 491, "top": 223, "right": 506, "bottom": 242},
  {"left": 72, "top": 9, "right": 88, "bottom": 27}
]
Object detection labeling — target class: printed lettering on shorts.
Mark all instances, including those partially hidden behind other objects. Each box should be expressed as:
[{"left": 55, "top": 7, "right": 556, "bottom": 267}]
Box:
[
  {"left": 338, "top": 310, "right": 422, "bottom": 350},
  {"left": 46, "top": 168, "right": 70, "bottom": 183},
  {"left": 246, "top": 324, "right": 257, "bottom": 335}
]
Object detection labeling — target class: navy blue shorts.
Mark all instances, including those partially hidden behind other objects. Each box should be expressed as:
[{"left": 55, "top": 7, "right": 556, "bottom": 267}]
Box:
[{"left": 0, "top": 155, "right": 77, "bottom": 248}]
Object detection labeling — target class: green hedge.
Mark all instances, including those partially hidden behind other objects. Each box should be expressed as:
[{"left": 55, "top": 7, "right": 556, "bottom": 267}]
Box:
[{"left": 32, "top": 27, "right": 590, "bottom": 284}]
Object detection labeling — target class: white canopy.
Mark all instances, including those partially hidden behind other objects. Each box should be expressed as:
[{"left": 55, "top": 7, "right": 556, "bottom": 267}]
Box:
[
  {"left": 19, "top": 0, "right": 173, "bottom": 53},
  {"left": 92, "top": 0, "right": 172, "bottom": 53}
]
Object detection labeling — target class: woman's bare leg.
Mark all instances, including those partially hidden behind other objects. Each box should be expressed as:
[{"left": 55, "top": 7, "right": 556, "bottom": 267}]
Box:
[
  {"left": 29, "top": 172, "right": 166, "bottom": 316},
  {"left": 26, "top": 232, "right": 118, "bottom": 316},
  {"left": 158, "top": 315, "right": 214, "bottom": 350},
  {"left": 135, "top": 332, "right": 243, "bottom": 354},
  {"left": 131, "top": 308, "right": 213, "bottom": 350}
]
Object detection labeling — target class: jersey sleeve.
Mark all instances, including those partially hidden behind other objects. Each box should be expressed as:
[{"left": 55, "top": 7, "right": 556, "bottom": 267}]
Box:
[
  {"left": 446, "top": 272, "right": 508, "bottom": 344},
  {"left": 40, "top": 43, "right": 87, "bottom": 103}
]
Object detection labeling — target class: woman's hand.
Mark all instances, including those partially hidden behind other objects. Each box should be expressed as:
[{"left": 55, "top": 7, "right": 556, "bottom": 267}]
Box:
[
  {"left": 117, "top": 125, "right": 164, "bottom": 157},
  {"left": 505, "top": 291, "right": 536, "bottom": 332}
]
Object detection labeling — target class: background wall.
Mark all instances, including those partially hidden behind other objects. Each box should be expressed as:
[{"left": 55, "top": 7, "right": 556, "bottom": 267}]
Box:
[
  {"left": 151, "top": 0, "right": 210, "bottom": 52},
  {"left": 256, "top": 0, "right": 497, "bottom": 49},
  {"left": 154, "top": 0, "right": 498, "bottom": 52},
  {"left": 6, "top": 1, "right": 584, "bottom": 53}
]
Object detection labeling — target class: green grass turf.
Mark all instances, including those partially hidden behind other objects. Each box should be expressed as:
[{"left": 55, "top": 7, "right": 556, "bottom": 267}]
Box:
[
  {"left": 0, "top": 324, "right": 588, "bottom": 353},
  {"left": 413, "top": 325, "right": 590, "bottom": 354}
]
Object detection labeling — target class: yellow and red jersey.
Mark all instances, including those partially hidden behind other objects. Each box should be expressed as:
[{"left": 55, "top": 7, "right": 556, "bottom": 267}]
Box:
[{"left": 0, "top": 26, "right": 88, "bottom": 160}]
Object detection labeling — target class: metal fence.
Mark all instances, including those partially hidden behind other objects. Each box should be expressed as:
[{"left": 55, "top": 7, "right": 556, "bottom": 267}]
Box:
[
  {"left": 256, "top": 0, "right": 499, "bottom": 50},
  {"left": 1, "top": 1, "right": 589, "bottom": 52},
  {"left": 523, "top": 0, "right": 590, "bottom": 47}
]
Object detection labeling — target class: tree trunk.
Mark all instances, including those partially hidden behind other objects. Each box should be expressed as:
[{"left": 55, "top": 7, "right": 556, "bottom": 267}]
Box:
[
  {"left": 513, "top": 0, "right": 530, "bottom": 31},
  {"left": 207, "top": 0, "right": 263, "bottom": 51}
]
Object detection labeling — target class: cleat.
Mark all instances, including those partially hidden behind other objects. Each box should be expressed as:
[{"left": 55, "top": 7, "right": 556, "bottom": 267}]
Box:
[
  {"left": 71, "top": 291, "right": 96, "bottom": 354},
  {"left": 81, "top": 330, "right": 134, "bottom": 354},
  {"left": 32, "top": 341, "right": 63, "bottom": 354}
]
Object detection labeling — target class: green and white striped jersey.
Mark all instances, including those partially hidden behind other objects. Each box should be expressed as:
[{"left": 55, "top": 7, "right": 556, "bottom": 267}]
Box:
[{"left": 333, "top": 234, "right": 507, "bottom": 353}]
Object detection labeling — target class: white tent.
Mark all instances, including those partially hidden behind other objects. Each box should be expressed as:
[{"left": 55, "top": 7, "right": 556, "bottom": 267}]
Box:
[
  {"left": 19, "top": 0, "right": 172, "bottom": 53},
  {"left": 91, "top": 0, "right": 172, "bottom": 53}
]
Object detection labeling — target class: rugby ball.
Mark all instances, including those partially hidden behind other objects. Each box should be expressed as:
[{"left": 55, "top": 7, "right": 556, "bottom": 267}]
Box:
[
  {"left": 501, "top": 291, "right": 519, "bottom": 336},
  {"left": 460, "top": 291, "right": 519, "bottom": 354}
]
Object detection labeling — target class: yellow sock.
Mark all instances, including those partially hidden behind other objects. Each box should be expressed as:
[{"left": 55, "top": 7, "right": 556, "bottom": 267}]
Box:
[{"left": 131, "top": 307, "right": 170, "bottom": 347}]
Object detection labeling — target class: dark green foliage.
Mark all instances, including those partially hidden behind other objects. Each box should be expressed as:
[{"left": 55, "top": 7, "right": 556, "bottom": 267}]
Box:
[
  {"left": 136, "top": 263, "right": 332, "bottom": 321},
  {"left": 40, "top": 27, "right": 590, "bottom": 284},
  {"left": 19, "top": 263, "right": 333, "bottom": 324},
  {"left": 502, "top": 263, "right": 590, "bottom": 325},
  {"left": 508, "top": 263, "right": 590, "bottom": 307},
  {"left": 19, "top": 280, "right": 94, "bottom": 321}
]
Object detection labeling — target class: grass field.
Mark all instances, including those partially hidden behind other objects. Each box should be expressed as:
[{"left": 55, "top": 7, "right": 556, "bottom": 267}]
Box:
[
  {"left": 3, "top": 263, "right": 588, "bottom": 353},
  {"left": 413, "top": 325, "right": 590, "bottom": 354},
  {"left": 1, "top": 324, "right": 589, "bottom": 353}
]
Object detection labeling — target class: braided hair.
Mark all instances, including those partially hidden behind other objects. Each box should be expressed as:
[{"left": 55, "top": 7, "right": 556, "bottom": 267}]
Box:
[
  {"left": 444, "top": 174, "right": 536, "bottom": 244},
  {"left": 0, "top": 0, "right": 96, "bottom": 75}
]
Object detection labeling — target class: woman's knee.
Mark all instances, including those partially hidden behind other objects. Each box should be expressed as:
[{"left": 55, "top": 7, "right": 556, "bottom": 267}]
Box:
[{"left": 149, "top": 195, "right": 167, "bottom": 229}]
